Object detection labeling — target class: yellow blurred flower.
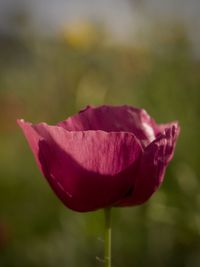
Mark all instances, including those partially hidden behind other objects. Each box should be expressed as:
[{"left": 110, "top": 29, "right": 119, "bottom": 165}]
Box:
[{"left": 61, "top": 21, "right": 101, "bottom": 49}]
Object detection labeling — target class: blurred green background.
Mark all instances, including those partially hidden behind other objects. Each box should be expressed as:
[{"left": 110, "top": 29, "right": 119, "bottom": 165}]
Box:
[{"left": 0, "top": 1, "right": 200, "bottom": 266}]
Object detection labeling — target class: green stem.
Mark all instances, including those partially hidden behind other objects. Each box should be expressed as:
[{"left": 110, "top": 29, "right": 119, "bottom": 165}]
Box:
[{"left": 104, "top": 207, "right": 112, "bottom": 267}]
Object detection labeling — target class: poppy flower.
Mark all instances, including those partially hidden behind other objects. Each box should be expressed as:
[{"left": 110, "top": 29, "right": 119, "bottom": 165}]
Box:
[{"left": 17, "top": 105, "right": 180, "bottom": 212}]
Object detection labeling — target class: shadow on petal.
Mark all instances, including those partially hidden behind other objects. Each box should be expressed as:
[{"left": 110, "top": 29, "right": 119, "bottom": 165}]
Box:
[{"left": 38, "top": 139, "right": 139, "bottom": 212}]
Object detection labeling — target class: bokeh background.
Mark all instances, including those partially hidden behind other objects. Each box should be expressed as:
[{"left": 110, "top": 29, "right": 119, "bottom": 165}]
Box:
[{"left": 0, "top": 0, "right": 200, "bottom": 266}]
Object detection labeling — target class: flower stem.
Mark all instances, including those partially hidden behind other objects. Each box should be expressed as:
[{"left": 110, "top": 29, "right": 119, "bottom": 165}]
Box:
[{"left": 104, "top": 207, "right": 112, "bottom": 267}]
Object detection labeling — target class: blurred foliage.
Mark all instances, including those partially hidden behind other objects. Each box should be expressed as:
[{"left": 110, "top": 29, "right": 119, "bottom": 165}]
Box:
[{"left": 0, "top": 19, "right": 200, "bottom": 267}]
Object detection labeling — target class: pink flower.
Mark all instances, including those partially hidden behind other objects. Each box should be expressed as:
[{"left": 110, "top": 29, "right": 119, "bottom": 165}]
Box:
[{"left": 17, "top": 105, "right": 180, "bottom": 212}]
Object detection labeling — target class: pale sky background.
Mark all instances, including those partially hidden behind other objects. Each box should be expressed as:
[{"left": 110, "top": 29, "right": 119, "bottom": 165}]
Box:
[{"left": 0, "top": 0, "right": 199, "bottom": 47}]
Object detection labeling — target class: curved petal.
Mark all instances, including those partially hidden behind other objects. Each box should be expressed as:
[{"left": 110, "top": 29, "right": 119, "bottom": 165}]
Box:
[
  {"left": 57, "top": 105, "right": 158, "bottom": 147},
  {"left": 17, "top": 119, "right": 44, "bottom": 174},
  {"left": 153, "top": 121, "right": 179, "bottom": 137},
  {"left": 116, "top": 123, "right": 180, "bottom": 206},
  {"left": 17, "top": 119, "right": 142, "bottom": 212}
]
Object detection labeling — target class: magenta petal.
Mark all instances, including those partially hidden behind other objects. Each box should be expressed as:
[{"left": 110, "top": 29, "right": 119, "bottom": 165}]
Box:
[
  {"left": 116, "top": 123, "right": 180, "bottom": 206},
  {"left": 17, "top": 120, "right": 142, "bottom": 212},
  {"left": 153, "top": 121, "right": 179, "bottom": 137},
  {"left": 17, "top": 120, "right": 44, "bottom": 175},
  {"left": 57, "top": 105, "right": 158, "bottom": 147}
]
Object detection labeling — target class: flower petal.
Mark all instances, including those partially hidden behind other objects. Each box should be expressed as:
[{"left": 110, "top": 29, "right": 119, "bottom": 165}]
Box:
[
  {"left": 18, "top": 120, "right": 142, "bottom": 212},
  {"left": 116, "top": 123, "right": 180, "bottom": 206},
  {"left": 58, "top": 105, "right": 158, "bottom": 147},
  {"left": 17, "top": 119, "right": 44, "bottom": 174},
  {"left": 153, "top": 121, "right": 179, "bottom": 137}
]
